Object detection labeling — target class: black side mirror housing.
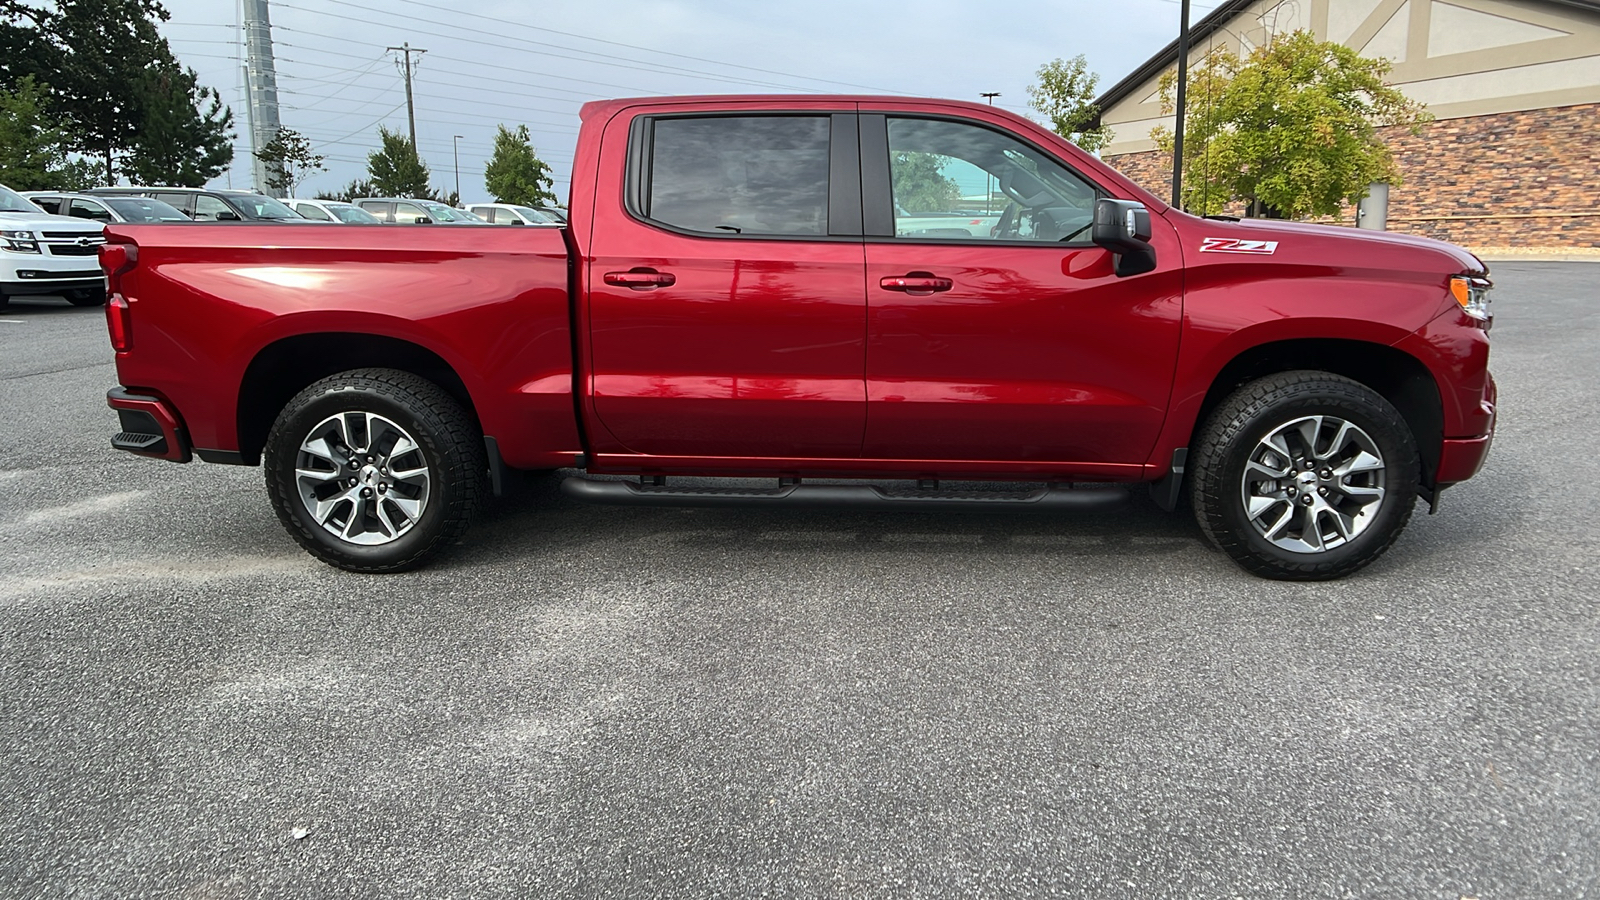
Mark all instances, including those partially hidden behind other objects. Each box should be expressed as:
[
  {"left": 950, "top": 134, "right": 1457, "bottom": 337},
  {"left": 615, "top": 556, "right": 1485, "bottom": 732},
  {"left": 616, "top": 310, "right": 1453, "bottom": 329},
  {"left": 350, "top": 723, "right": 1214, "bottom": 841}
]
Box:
[
  {"left": 215, "top": 210, "right": 241, "bottom": 221},
  {"left": 414, "top": 216, "right": 432, "bottom": 225},
  {"left": 1091, "top": 198, "right": 1157, "bottom": 277}
]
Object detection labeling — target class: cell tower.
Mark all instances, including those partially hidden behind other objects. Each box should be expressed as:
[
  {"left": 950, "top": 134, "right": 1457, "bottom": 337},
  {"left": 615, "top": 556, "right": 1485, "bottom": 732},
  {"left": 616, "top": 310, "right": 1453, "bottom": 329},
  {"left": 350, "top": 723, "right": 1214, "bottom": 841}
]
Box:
[{"left": 242, "top": 0, "right": 284, "bottom": 196}]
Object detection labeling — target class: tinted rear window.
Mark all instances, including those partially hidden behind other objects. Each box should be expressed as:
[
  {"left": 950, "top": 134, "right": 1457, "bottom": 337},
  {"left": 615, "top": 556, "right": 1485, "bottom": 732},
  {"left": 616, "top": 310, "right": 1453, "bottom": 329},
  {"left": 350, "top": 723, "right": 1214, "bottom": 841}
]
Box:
[{"left": 647, "top": 116, "right": 830, "bottom": 236}]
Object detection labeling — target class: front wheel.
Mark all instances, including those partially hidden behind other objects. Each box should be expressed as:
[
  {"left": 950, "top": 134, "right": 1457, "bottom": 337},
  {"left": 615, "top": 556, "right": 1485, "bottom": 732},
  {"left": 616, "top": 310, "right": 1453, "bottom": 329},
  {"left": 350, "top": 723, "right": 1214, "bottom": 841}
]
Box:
[
  {"left": 1190, "top": 371, "right": 1419, "bottom": 580},
  {"left": 264, "top": 368, "right": 484, "bottom": 572}
]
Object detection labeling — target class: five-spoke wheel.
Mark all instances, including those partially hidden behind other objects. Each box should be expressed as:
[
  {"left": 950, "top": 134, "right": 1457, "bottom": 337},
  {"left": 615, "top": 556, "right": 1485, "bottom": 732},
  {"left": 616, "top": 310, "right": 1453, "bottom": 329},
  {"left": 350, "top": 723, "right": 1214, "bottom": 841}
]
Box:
[
  {"left": 1191, "top": 371, "right": 1419, "bottom": 580},
  {"left": 265, "top": 369, "right": 483, "bottom": 572}
]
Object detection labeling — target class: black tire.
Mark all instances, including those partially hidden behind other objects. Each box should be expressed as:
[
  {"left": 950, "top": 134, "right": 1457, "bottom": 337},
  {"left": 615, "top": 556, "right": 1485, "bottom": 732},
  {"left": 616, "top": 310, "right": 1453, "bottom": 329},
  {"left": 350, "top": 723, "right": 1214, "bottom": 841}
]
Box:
[
  {"left": 264, "top": 368, "right": 484, "bottom": 573},
  {"left": 1190, "top": 371, "right": 1419, "bottom": 580},
  {"left": 0, "top": 293, "right": 8, "bottom": 312},
  {"left": 66, "top": 288, "right": 107, "bottom": 307}
]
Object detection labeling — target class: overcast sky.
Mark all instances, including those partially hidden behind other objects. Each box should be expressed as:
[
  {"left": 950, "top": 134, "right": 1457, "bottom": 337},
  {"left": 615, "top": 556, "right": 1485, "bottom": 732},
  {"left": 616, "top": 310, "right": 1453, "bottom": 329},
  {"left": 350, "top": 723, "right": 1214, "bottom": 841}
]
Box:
[{"left": 158, "top": 0, "right": 1217, "bottom": 202}]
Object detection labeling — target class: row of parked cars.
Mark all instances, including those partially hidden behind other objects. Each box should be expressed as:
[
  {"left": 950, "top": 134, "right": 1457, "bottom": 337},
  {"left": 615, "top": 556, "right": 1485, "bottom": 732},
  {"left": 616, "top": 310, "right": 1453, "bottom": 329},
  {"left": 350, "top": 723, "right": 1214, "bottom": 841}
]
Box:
[
  {"left": 23, "top": 186, "right": 568, "bottom": 227},
  {"left": 2, "top": 182, "right": 568, "bottom": 310}
]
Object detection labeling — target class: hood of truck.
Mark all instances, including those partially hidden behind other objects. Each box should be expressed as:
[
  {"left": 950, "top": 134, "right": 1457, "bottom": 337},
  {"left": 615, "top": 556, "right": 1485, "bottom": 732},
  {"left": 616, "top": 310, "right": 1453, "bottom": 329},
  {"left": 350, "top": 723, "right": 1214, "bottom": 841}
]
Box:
[
  {"left": 1168, "top": 212, "right": 1487, "bottom": 278},
  {"left": 0, "top": 210, "right": 107, "bottom": 234}
]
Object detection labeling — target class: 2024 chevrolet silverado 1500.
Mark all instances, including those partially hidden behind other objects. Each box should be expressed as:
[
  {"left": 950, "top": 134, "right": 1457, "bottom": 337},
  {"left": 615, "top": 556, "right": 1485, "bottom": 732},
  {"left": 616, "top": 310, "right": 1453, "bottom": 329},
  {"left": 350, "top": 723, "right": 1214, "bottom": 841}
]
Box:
[{"left": 99, "top": 96, "right": 1496, "bottom": 580}]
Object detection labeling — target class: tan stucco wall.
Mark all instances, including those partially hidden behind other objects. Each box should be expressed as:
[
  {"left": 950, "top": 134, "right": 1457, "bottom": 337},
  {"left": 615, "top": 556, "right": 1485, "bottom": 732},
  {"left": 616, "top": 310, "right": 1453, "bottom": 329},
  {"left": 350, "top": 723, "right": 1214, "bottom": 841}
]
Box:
[{"left": 1100, "top": 0, "right": 1600, "bottom": 155}]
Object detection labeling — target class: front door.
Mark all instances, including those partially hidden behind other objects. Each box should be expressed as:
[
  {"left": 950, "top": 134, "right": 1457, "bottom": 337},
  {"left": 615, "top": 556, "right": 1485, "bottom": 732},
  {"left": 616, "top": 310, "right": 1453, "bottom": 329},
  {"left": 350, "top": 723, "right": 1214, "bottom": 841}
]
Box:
[
  {"left": 859, "top": 111, "right": 1183, "bottom": 466},
  {"left": 585, "top": 111, "right": 868, "bottom": 459}
]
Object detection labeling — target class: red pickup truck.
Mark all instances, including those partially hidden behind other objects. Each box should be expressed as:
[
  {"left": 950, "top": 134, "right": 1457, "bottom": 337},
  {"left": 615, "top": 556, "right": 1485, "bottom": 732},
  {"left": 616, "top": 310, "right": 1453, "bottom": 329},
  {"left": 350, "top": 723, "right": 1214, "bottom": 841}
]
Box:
[{"left": 99, "top": 95, "right": 1496, "bottom": 580}]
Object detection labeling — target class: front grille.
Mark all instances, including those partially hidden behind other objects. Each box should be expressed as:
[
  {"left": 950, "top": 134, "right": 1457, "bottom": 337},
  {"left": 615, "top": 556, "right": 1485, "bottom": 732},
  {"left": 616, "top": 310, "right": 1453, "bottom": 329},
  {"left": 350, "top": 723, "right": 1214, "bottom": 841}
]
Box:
[
  {"left": 42, "top": 232, "right": 105, "bottom": 240},
  {"left": 47, "top": 244, "right": 101, "bottom": 256}
]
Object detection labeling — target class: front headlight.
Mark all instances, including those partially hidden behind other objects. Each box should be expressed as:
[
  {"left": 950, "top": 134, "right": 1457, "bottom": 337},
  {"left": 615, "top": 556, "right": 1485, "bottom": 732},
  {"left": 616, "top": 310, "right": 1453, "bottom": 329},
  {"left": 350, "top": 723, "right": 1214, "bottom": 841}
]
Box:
[
  {"left": 1450, "top": 275, "right": 1492, "bottom": 323},
  {"left": 0, "top": 229, "right": 40, "bottom": 253}
]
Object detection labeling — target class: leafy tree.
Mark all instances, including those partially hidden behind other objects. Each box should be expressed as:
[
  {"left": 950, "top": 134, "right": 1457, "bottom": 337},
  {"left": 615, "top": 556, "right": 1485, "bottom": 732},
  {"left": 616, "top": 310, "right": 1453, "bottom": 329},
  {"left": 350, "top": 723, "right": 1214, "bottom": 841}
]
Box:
[
  {"left": 123, "top": 59, "right": 234, "bottom": 187},
  {"left": 367, "top": 125, "right": 431, "bottom": 197},
  {"left": 315, "top": 178, "right": 375, "bottom": 202},
  {"left": 890, "top": 151, "right": 958, "bottom": 213},
  {"left": 1152, "top": 31, "right": 1431, "bottom": 218},
  {"left": 0, "top": 75, "right": 96, "bottom": 190},
  {"left": 483, "top": 124, "right": 556, "bottom": 206},
  {"left": 2, "top": 0, "right": 234, "bottom": 185},
  {"left": 255, "top": 127, "right": 325, "bottom": 196},
  {"left": 1026, "top": 55, "right": 1112, "bottom": 153}
]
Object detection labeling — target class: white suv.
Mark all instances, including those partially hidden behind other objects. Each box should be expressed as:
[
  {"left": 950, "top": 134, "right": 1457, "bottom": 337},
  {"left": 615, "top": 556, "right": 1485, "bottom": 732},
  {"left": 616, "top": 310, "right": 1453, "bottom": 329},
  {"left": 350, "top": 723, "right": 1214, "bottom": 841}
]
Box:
[{"left": 0, "top": 184, "right": 107, "bottom": 310}]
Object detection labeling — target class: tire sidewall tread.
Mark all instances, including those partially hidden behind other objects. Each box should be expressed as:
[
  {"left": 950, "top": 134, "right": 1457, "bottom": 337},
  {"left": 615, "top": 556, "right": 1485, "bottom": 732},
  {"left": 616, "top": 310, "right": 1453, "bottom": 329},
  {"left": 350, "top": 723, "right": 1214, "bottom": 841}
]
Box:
[
  {"left": 1190, "top": 370, "right": 1419, "bottom": 581},
  {"left": 263, "top": 368, "right": 484, "bottom": 573}
]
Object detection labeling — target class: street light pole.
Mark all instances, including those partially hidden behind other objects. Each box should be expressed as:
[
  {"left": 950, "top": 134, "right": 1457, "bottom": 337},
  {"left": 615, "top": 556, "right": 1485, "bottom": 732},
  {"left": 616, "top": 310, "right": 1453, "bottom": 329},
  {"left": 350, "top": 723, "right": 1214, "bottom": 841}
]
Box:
[
  {"left": 452, "top": 134, "right": 463, "bottom": 204},
  {"left": 980, "top": 92, "right": 1000, "bottom": 215},
  {"left": 1172, "top": 0, "right": 1192, "bottom": 209}
]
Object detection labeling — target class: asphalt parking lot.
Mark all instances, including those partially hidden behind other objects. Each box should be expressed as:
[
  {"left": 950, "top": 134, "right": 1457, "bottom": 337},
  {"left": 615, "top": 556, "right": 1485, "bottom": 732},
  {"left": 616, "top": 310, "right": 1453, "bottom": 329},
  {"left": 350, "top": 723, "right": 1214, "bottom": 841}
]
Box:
[{"left": 2, "top": 263, "right": 1596, "bottom": 898}]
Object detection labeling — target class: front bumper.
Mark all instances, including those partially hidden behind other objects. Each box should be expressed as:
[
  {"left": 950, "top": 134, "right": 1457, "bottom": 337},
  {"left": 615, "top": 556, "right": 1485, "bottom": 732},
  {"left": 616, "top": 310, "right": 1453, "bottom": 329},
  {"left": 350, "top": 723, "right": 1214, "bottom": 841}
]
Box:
[
  {"left": 1436, "top": 371, "right": 1497, "bottom": 485},
  {"left": 107, "top": 387, "right": 191, "bottom": 462},
  {"left": 2, "top": 272, "right": 105, "bottom": 296}
]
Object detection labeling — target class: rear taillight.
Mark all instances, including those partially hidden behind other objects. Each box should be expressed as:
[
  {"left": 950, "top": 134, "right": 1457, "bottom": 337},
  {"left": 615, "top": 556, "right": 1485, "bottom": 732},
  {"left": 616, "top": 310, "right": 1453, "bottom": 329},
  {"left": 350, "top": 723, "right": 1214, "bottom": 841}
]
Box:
[
  {"left": 106, "top": 293, "right": 132, "bottom": 352},
  {"left": 98, "top": 242, "right": 137, "bottom": 290}
]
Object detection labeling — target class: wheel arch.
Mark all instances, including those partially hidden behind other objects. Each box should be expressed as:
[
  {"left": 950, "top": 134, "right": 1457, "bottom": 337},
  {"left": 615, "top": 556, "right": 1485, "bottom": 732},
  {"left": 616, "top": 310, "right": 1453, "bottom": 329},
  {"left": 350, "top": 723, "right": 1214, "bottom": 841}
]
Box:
[
  {"left": 1191, "top": 338, "right": 1444, "bottom": 487},
  {"left": 237, "top": 332, "right": 479, "bottom": 465}
]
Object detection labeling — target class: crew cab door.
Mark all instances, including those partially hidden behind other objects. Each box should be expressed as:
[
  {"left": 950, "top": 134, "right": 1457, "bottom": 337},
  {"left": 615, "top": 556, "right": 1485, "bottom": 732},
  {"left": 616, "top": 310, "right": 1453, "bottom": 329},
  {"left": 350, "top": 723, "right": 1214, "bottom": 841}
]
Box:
[
  {"left": 584, "top": 109, "right": 868, "bottom": 458},
  {"left": 857, "top": 109, "right": 1183, "bottom": 467}
]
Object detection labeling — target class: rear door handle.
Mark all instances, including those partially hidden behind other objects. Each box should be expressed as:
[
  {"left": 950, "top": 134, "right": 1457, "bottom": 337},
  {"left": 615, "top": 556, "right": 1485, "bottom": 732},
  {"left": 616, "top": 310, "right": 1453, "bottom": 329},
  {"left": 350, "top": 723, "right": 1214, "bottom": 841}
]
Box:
[
  {"left": 604, "top": 268, "right": 676, "bottom": 289},
  {"left": 879, "top": 272, "right": 953, "bottom": 295}
]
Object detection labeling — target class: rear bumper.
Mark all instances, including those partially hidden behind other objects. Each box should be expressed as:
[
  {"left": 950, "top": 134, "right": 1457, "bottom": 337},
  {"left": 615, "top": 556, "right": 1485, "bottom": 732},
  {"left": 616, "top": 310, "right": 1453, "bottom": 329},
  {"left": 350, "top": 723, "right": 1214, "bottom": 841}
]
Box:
[
  {"left": 1436, "top": 372, "right": 1496, "bottom": 485},
  {"left": 107, "top": 387, "right": 191, "bottom": 462}
]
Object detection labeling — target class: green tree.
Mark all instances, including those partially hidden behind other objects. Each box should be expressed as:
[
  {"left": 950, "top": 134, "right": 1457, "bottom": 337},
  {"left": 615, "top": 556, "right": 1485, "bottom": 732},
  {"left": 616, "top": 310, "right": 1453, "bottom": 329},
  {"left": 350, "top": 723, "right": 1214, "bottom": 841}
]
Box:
[
  {"left": 255, "top": 126, "right": 325, "bottom": 196},
  {"left": 367, "top": 125, "right": 431, "bottom": 197},
  {"left": 483, "top": 124, "right": 556, "bottom": 206},
  {"left": 123, "top": 59, "right": 234, "bottom": 187},
  {"left": 890, "top": 151, "right": 958, "bottom": 213},
  {"left": 1152, "top": 31, "right": 1431, "bottom": 218},
  {"left": 1026, "top": 55, "right": 1113, "bottom": 153},
  {"left": 2, "top": 0, "right": 233, "bottom": 185},
  {"left": 0, "top": 75, "right": 96, "bottom": 189},
  {"left": 315, "top": 178, "right": 375, "bottom": 202}
]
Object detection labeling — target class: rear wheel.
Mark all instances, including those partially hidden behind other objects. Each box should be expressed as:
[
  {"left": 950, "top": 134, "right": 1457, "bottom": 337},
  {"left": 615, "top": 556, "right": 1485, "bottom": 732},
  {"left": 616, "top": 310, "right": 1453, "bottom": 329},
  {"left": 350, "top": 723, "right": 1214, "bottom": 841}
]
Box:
[
  {"left": 264, "top": 368, "right": 484, "bottom": 572},
  {"left": 65, "top": 288, "right": 106, "bottom": 307},
  {"left": 1190, "top": 371, "right": 1419, "bottom": 580}
]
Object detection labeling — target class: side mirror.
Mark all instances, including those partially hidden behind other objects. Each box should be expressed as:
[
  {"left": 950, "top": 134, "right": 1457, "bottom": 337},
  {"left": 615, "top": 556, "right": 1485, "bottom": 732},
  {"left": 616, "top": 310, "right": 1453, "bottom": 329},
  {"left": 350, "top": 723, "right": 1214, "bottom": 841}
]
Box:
[
  {"left": 414, "top": 216, "right": 432, "bottom": 225},
  {"left": 1091, "top": 198, "right": 1157, "bottom": 277},
  {"left": 215, "top": 210, "right": 241, "bottom": 221}
]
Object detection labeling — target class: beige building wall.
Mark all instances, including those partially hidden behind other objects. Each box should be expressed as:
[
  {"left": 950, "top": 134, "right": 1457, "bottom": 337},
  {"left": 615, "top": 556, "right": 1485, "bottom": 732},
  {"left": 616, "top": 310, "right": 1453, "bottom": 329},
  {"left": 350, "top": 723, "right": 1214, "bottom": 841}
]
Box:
[{"left": 1099, "top": 0, "right": 1600, "bottom": 157}]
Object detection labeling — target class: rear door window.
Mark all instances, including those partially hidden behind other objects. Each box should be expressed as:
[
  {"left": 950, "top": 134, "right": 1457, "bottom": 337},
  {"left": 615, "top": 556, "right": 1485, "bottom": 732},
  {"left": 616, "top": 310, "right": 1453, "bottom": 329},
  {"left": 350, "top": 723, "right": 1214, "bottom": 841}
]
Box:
[
  {"left": 642, "top": 115, "right": 832, "bottom": 237},
  {"left": 69, "top": 198, "right": 113, "bottom": 221}
]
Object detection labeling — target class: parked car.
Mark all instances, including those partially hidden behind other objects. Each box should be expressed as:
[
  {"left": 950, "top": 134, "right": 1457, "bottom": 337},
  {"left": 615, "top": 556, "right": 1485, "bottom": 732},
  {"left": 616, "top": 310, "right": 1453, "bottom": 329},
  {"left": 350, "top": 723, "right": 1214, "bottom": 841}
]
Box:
[
  {"left": 86, "top": 186, "right": 306, "bottom": 222},
  {"left": 0, "top": 183, "right": 107, "bottom": 309},
  {"left": 465, "top": 203, "right": 562, "bottom": 226},
  {"left": 99, "top": 94, "right": 1496, "bottom": 580},
  {"left": 354, "top": 198, "right": 485, "bottom": 224},
  {"left": 285, "top": 198, "right": 383, "bottom": 224},
  {"left": 24, "top": 192, "right": 191, "bottom": 224},
  {"left": 537, "top": 207, "right": 567, "bottom": 224}
]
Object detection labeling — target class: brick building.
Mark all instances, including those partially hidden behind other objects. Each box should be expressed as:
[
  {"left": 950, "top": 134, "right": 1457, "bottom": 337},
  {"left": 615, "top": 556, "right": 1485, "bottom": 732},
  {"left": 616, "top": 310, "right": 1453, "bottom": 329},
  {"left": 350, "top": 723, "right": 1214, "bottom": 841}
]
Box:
[{"left": 1094, "top": 0, "right": 1600, "bottom": 251}]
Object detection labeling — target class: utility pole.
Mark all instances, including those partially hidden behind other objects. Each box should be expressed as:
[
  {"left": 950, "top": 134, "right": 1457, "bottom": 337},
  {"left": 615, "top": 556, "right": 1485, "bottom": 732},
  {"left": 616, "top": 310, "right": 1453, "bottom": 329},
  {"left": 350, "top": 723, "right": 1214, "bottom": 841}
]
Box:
[
  {"left": 452, "top": 135, "right": 464, "bottom": 204},
  {"left": 980, "top": 93, "right": 1000, "bottom": 215},
  {"left": 242, "top": 0, "right": 284, "bottom": 196},
  {"left": 1172, "top": 0, "right": 1192, "bottom": 209},
  {"left": 387, "top": 42, "right": 427, "bottom": 150}
]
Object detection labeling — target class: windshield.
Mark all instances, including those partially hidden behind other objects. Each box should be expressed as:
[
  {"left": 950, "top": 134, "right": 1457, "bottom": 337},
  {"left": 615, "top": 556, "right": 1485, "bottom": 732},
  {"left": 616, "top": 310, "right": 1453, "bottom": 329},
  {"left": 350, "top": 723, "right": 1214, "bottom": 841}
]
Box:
[
  {"left": 512, "top": 205, "right": 555, "bottom": 223},
  {"left": 0, "top": 185, "right": 43, "bottom": 213},
  {"left": 329, "top": 203, "right": 381, "bottom": 224},
  {"left": 419, "top": 202, "right": 481, "bottom": 222},
  {"left": 230, "top": 194, "right": 302, "bottom": 219},
  {"left": 105, "top": 197, "right": 190, "bottom": 222}
]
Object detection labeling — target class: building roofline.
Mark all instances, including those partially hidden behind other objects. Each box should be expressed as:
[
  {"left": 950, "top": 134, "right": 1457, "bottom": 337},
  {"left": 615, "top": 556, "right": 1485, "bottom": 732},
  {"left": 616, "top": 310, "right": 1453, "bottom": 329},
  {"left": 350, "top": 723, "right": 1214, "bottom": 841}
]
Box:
[{"left": 1091, "top": 0, "right": 1600, "bottom": 124}]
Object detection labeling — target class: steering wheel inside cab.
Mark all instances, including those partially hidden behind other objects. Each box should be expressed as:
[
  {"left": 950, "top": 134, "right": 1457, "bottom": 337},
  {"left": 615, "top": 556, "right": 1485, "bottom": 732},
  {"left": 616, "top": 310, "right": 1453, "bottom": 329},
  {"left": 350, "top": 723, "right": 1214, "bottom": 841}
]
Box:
[{"left": 994, "top": 164, "right": 1091, "bottom": 242}]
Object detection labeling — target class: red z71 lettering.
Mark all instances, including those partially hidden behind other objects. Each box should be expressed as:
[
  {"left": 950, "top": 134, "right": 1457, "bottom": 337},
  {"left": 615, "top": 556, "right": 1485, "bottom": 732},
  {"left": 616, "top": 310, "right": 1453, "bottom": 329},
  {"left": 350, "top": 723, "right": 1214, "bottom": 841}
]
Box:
[{"left": 1200, "top": 237, "right": 1280, "bottom": 254}]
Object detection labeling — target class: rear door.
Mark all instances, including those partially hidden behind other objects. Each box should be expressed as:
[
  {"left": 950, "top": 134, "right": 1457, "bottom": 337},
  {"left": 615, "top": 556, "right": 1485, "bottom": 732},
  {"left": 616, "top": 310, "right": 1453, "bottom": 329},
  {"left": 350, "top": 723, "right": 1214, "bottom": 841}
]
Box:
[
  {"left": 584, "top": 107, "right": 868, "bottom": 459},
  {"left": 858, "top": 108, "right": 1183, "bottom": 467}
]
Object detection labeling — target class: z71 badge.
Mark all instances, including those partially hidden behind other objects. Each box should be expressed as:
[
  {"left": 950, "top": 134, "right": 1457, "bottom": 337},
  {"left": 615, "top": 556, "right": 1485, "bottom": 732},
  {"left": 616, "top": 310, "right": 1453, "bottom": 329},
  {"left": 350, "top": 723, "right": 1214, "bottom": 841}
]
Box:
[{"left": 1200, "top": 238, "right": 1279, "bottom": 255}]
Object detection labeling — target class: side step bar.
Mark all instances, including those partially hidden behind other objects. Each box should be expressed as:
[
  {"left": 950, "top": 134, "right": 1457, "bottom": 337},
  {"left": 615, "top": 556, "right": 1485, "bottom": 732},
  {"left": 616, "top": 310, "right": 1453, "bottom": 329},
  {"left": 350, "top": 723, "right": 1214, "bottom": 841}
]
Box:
[{"left": 560, "top": 477, "right": 1127, "bottom": 512}]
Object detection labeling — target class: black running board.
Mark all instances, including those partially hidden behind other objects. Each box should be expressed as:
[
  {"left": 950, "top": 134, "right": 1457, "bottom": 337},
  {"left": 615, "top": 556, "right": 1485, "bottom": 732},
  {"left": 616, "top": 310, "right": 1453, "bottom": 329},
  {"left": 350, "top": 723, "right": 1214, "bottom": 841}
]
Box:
[{"left": 560, "top": 477, "right": 1127, "bottom": 512}]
